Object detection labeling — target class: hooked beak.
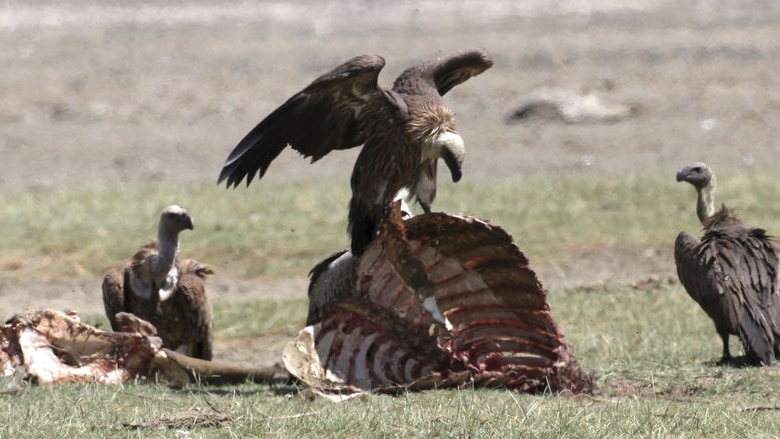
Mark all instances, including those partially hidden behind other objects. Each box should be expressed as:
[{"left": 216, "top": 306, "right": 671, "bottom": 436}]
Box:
[
  {"left": 442, "top": 148, "right": 463, "bottom": 182},
  {"left": 436, "top": 131, "right": 465, "bottom": 183},
  {"left": 182, "top": 213, "right": 194, "bottom": 231}
]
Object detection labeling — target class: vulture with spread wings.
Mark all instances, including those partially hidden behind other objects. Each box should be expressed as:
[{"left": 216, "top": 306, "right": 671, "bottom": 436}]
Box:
[
  {"left": 218, "top": 49, "right": 493, "bottom": 255},
  {"left": 102, "top": 205, "right": 215, "bottom": 361},
  {"left": 674, "top": 162, "right": 780, "bottom": 366}
]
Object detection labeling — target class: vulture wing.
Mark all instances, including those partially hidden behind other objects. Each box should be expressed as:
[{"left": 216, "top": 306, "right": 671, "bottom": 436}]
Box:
[
  {"left": 218, "top": 55, "right": 388, "bottom": 188},
  {"left": 286, "top": 203, "right": 593, "bottom": 395},
  {"left": 392, "top": 48, "right": 493, "bottom": 96},
  {"left": 101, "top": 268, "right": 127, "bottom": 332},
  {"left": 675, "top": 218, "right": 780, "bottom": 364},
  {"left": 158, "top": 259, "right": 215, "bottom": 360},
  {"left": 307, "top": 249, "right": 354, "bottom": 326}
]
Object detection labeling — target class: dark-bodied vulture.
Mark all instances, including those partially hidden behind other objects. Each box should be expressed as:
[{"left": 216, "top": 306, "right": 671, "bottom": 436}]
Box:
[
  {"left": 102, "top": 205, "right": 215, "bottom": 360},
  {"left": 674, "top": 162, "right": 780, "bottom": 366},
  {"left": 218, "top": 49, "right": 493, "bottom": 255}
]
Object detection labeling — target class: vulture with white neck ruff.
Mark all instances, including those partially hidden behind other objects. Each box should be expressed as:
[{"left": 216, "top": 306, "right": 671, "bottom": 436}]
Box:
[
  {"left": 674, "top": 162, "right": 780, "bottom": 366},
  {"left": 102, "top": 205, "right": 215, "bottom": 360},
  {"left": 218, "top": 49, "right": 493, "bottom": 255}
]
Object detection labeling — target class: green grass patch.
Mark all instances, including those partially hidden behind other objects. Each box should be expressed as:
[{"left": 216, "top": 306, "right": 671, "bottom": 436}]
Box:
[
  {"left": 3, "top": 166, "right": 780, "bottom": 436},
  {"left": 2, "top": 167, "right": 779, "bottom": 282},
  {"left": 4, "top": 284, "right": 780, "bottom": 437}
]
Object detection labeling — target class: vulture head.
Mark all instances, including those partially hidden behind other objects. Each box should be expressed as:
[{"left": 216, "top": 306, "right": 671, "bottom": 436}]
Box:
[
  {"left": 159, "top": 205, "right": 194, "bottom": 237},
  {"left": 410, "top": 105, "right": 465, "bottom": 182},
  {"left": 676, "top": 162, "right": 717, "bottom": 223}
]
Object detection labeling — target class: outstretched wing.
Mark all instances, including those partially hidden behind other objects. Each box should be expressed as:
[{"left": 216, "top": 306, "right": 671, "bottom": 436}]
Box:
[
  {"left": 392, "top": 48, "right": 493, "bottom": 96},
  {"left": 219, "top": 55, "right": 387, "bottom": 187}
]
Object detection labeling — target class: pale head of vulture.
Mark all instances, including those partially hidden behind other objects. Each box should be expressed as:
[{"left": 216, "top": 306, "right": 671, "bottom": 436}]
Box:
[
  {"left": 159, "top": 204, "right": 194, "bottom": 237},
  {"left": 407, "top": 104, "right": 465, "bottom": 182},
  {"left": 676, "top": 161, "right": 717, "bottom": 224}
]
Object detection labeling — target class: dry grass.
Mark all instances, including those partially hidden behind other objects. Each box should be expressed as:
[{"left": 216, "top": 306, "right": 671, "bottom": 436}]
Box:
[{"left": 4, "top": 283, "right": 780, "bottom": 437}]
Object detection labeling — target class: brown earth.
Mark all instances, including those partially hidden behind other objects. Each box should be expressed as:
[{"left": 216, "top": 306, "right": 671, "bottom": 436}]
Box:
[{"left": 2, "top": 1, "right": 780, "bottom": 368}]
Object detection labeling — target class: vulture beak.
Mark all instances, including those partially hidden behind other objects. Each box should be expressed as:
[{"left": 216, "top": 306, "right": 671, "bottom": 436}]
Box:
[
  {"left": 437, "top": 131, "right": 465, "bottom": 183},
  {"left": 442, "top": 149, "right": 463, "bottom": 182},
  {"left": 676, "top": 169, "right": 688, "bottom": 182},
  {"left": 182, "top": 214, "right": 194, "bottom": 231}
]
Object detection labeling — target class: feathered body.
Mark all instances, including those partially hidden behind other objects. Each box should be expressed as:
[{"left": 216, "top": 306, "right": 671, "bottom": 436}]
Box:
[
  {"left": 674, "top": 163, "right": 780, "bottom": 365},
  {"left": 219, "top": 49, "right": 493, "bottom": 255},
  {"left": 102, "top": 205, "right": 214, "bottom": 360}
]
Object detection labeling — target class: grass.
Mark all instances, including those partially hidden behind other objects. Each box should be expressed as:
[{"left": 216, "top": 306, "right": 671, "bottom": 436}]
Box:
[
  {"left": 4, "top": 285, "right": 780, "bottom": 437},
  {"left": 3, "top": 166, "right": 780, "bottom": 437},
  {"left": 2, "top": 165, "right": 779, "bottom": 282}
]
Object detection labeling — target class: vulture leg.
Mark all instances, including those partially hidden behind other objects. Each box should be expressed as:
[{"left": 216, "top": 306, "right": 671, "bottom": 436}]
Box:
[
  {"left": 352, "top": 204, "right": 388, "bottom": 256},
  {"left": 716, "top": 330, "right": 732, "bottom": 366},
  {"left": 414, "top": 162, "right": 437, "bottom": 214}
]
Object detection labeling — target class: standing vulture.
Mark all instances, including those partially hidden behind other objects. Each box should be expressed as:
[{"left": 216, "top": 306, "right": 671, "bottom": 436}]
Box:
[
  {"left": 218, "top": 49, "right": 493, "bottom": 255},
  {"left": 674, "top": 162, "right": 780, "bottom": 366},
  {"left": 102, "top": 205, "right": 215, "bottom": 360}
]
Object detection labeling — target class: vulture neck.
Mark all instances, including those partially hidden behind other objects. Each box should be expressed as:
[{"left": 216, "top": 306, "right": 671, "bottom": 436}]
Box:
[
  {"left": 696, "top": 178, "right": 717, "bottom": 224},
  {"left": 152, "top": 223, "right": 180, "bottom": 280}
]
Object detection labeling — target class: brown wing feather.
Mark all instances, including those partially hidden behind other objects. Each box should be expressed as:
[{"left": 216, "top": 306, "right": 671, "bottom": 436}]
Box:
[
  {"left": 103, "top": 241, "right": 215, "bottom": 361},
  {"left": 307, "top": 249, "right": 354, "bottom": 326},
  {"left": 218, "top": 55, "right": 388, "bottom": 187},
  {"left": 124, "top": 242, "right": 162, "bottom": 324},
  {"left": 129, "top": 242, "right": 159, "bottom": 293},
  {"left": 347, "top": 107, "right": 416, "bottom": 255},
  {"left": 157, "top": 259, "right": 215, "bottom": 360},
  {"left": 101, "top": 268, "right": 126, "bottom": 331},
  {"left": 392, "top": 48, "right": 493, "bottom": 96},
  {"left": 675, "top": 211, "right": 780, "bottom": 364}
]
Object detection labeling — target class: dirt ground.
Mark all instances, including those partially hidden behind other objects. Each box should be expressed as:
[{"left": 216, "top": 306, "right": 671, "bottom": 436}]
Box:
[{"left": 2, "top": 1, "right": 780, "bottom": 366}]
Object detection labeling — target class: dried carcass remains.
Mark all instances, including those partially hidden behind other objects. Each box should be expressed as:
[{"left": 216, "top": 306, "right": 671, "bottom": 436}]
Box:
[
  {"left": 0, "top": 309, "right": 284, "bottom": 386},
  {"left": 285, "top": 203, "right": 594, "bottom": 396}
]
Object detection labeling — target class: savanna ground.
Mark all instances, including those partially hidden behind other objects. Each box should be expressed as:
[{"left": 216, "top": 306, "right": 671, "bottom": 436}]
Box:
[{"left": 3, "top": 1, "right": 780, "bottom": 436}]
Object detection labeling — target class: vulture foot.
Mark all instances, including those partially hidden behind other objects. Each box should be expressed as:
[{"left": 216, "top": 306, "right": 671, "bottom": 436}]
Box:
[{"left": 714, "top": 354, "right": 763, "bottom": 368}]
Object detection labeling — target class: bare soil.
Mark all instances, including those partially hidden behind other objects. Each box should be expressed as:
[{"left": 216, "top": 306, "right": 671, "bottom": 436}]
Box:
[{"left": 2, "top": 1, "right": 780, "bottom": 367}]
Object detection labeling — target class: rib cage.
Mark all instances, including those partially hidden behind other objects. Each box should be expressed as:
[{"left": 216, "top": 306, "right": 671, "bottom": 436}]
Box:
[{"left": 285, "top": 204, "right": 593, "bottom": 394}]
